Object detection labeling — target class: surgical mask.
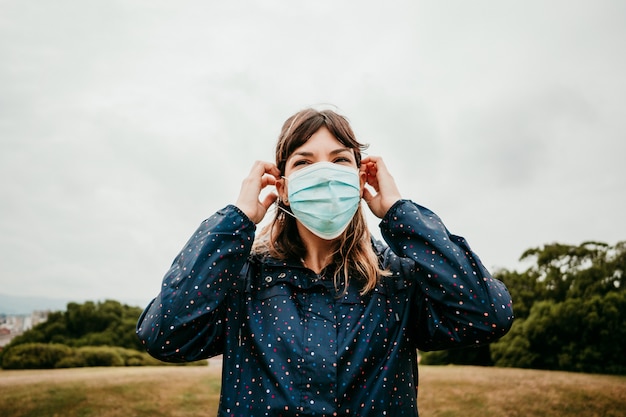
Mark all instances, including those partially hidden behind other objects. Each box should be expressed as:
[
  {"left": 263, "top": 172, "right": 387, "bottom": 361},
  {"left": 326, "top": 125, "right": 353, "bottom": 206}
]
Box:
[{"left": 281, "top": 161, "right": 361, "bottom": 240}]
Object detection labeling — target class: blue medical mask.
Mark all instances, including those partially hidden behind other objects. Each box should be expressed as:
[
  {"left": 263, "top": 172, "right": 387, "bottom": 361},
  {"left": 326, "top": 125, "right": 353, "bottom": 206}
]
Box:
[{"left": 282, "top": 161, "right": 361, "bottom": 240}]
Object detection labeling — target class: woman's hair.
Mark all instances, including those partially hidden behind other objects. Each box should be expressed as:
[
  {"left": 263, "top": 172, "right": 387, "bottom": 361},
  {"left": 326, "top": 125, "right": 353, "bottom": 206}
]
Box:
[{"left": 253, "top": 108, "right": 388, "bottom": 294}]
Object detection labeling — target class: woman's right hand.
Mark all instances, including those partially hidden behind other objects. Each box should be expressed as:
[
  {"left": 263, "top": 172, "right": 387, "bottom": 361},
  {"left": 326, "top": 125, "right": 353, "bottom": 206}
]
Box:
[{"left": 235, "top": 161, "right": 281, "bottom": 224}]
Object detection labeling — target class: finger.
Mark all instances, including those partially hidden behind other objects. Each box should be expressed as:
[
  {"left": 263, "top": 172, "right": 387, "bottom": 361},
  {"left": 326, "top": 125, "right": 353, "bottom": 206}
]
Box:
[
  {"left": 260, "top": 174, "right": 277, "bottom": 188},
  {"left": 364, "top": 156, "right": 390, "bottom": 174},
  {"left": 364, "top": 165, "right": 380, "bottom": 190},
  {"left": 362, "top": 187, "right": 375, "bottom": 204},
  {"left": 360, "top": 155, "right": 379, "bottom": 165},
  {"left": 366, "top": 176, "right": 379, "bottom": 192},
  {"left": 361, "top": 159, "right": 379, "bottom": 177},
  {"left": 260, "top": 192, "right": 278, "bottom": 210},
  {"left": 266, "top": 163, "right": 281, "bottom": 179},
  {"left": 250, "top": 160, "right": 281, "bottom": 179},
  {"left": 262, "top": 161, "right": 281, "bottom": 179},
  {"left": 371, "top": 157, "right": 391, "bottom": 177}
]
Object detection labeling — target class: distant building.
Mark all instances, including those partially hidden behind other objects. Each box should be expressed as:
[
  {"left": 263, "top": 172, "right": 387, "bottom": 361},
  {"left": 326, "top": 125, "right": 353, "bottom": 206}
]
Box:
[
  {"left": 0, "top": 327, "right": 11, "bottom": 348},
  {"left": 0, "top": 310, "right": 50, "bottom": 347}
]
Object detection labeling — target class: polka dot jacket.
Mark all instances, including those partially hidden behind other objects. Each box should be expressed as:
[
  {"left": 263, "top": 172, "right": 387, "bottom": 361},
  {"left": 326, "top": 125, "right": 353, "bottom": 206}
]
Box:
[{"left": 137, "top": 200, "right": 514, "bottom": 417}]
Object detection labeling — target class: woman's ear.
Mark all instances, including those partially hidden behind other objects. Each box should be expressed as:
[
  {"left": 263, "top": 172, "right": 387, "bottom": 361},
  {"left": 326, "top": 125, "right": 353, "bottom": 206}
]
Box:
[
  {"left": 359, "top": 169, "right": 367, "bottom": 197},
  {"left": 276, "top": 177, "right": 289, "bottom": 205}
]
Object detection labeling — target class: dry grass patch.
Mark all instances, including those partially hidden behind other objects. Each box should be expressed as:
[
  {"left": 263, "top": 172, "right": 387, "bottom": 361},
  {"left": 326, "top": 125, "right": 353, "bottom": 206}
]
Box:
[
  {"left": 1, "top": 363, "right": 625, "bottom": 417},
  {"left": 0, "top": 366, "right": 221, "bottom": 417},
  {"left": 419, "top": 365, "right": 626, "bottom": 417}
]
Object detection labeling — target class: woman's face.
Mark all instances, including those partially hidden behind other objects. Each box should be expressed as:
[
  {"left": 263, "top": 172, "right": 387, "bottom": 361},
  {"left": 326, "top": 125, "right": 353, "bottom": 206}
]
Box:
[{"left": 277, "top": 126, "right": 364, "bottom": 201}]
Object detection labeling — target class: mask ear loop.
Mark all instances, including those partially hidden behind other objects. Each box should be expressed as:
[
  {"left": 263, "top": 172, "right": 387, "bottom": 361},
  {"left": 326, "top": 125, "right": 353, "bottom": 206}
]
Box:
[
  {"left": 276, "top": 176, "right": 295, "bottom": 218},
  {"left": 276, "top": 204, "right": 296, "bottom": 219}
]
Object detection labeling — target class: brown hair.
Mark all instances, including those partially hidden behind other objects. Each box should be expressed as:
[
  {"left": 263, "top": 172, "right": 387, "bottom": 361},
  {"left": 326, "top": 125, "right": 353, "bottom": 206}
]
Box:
[{"left": 253, "top": 108, "right": 388, "bottom": 294}]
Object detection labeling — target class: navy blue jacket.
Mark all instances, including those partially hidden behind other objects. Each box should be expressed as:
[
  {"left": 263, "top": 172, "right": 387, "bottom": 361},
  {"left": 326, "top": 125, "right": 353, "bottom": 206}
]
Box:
[{"left": 137, "top": 200, "right": 513, "bottom": 416}]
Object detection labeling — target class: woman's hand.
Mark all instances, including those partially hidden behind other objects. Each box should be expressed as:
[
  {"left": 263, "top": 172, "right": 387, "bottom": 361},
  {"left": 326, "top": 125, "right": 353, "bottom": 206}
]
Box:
[
  {"left": 235, "top": 161, "right": 281, "bottom": 224},
  {"left": 360, "top": 156, "right": 402, "bottom": 218}
]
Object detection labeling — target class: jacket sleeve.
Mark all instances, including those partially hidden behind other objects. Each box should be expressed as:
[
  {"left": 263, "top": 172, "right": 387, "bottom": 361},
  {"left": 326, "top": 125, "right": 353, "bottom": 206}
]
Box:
[
  {"left": 379, "top": 200, "right": 514, "bottom": 351},
  {"left": 136, "top": 205, "right": 255, "bottom": 362}
]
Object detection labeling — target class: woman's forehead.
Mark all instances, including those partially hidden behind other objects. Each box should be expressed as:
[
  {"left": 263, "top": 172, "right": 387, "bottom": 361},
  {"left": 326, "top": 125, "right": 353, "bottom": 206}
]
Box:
[{"left": 289, "top": 126, "right": 343, "bottom": 153}]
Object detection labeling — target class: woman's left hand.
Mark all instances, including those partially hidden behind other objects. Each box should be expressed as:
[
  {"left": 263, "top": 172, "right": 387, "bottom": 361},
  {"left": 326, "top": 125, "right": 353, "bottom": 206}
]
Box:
[{"left": 360, "top": 156, "right": 402, "bottom": 218}]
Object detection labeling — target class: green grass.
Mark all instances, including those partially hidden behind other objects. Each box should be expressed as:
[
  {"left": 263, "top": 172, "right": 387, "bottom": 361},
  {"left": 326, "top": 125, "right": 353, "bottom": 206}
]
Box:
[{"left": 0, "top": 364, "right": 625, "bottom": 416}]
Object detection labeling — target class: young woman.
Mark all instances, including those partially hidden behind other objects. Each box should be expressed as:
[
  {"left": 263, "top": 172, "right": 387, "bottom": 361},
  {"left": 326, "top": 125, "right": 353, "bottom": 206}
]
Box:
[{"left": 137, "top": 108, "right": 514, "bottom": 416}]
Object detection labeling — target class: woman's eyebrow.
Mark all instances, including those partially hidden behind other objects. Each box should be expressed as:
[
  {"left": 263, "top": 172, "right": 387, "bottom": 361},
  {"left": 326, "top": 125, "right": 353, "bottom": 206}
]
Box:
[
  {"left": 291, "top": 151, "right": 314, "bottom": 158},
  {"left": 291, "top": 148, "right": 352, "bottom": 158},
  {"left": 330, "top": 148, "right": 353, "bottom": 156}
]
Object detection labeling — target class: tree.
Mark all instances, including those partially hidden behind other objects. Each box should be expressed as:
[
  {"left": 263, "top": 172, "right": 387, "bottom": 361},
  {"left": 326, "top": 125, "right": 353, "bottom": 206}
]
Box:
[
  {"left": 423, "top": 240, "right": 626, "bottom": 374},
  {"left": 490, "top": 240, "right": 626, "bottom": 375},
  {"left": 516, "top": 241, "right": 623, "bottom": 302}
]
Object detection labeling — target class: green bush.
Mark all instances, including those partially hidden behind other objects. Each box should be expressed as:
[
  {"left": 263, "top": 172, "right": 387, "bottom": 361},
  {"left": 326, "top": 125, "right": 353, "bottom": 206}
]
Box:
[
  {"left": 2, "top": 343, "right": 73, "bottom": 370},
  {"left": 117, "top": 347, "right": 162, "bottom": 366},
  {"left": 76, "top": 346, "right": 125, "bottom": 367},
  {"left": 55, "top": 355, "right": 87, "bottom": 368},
  {"left": 1, "top": 342, "right": 208, "bottom": 369}
]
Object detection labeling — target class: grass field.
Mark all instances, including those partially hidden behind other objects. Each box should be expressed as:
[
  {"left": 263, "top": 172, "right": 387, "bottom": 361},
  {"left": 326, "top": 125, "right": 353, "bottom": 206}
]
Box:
[{"left": 1, "top": 359, "right": 625, "bottom": 417}]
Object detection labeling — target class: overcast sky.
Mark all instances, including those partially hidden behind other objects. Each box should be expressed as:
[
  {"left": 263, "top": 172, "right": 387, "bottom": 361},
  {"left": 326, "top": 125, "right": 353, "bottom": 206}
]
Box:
[{"left": 1, "top": 1, "right": 624, "bottom": 307}]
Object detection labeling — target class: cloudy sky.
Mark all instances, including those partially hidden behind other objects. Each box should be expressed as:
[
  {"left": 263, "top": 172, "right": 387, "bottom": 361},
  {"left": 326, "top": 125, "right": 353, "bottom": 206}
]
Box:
[{"left": 1, "top": 1, "right": 624, "bottom": 307}]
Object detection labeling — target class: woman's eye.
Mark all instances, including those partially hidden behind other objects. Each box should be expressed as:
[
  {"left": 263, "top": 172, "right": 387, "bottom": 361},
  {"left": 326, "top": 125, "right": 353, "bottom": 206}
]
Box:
[
  {"left": 333, "top": 157, "right": 352, "bottom": 164},
  {"left": 293, "top": 160, "right": 309, "bottom": 166}
]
